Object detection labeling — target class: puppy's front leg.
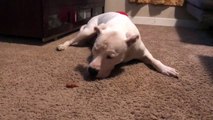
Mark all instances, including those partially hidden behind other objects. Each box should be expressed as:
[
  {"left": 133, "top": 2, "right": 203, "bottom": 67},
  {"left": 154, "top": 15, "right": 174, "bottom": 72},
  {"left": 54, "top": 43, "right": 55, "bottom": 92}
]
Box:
[
  {"left": 57, "top": 39, "right": 75, "bottom": 51},
  {"left": 57, "top": 25, "right": 95, "bottom": 51},
  {"left": 141, "top": 49, "right": 179, "bottom": 78}
]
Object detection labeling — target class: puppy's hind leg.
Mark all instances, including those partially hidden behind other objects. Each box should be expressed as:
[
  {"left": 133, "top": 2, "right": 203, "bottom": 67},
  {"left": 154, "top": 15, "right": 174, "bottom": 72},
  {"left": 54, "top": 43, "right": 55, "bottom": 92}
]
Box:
[
  {"left": 57, "top": 25, "right": 96, "bottom": 51},
  {"left": 140, "top": 49, "right": 179, "bottom": 78}
]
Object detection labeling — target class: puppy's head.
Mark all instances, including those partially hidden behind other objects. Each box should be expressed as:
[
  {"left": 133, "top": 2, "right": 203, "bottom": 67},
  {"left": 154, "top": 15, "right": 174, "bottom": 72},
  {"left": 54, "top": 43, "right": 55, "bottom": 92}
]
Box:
[{"left": 88, "top": 24, "right": 139, "bottom": 78}]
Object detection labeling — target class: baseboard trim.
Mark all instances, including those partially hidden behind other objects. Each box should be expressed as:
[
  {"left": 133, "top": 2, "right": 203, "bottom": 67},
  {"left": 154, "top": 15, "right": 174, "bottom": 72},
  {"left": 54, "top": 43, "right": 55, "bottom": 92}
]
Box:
[{"left": 131, "top": 16, "right": 199, "bottom": 28}]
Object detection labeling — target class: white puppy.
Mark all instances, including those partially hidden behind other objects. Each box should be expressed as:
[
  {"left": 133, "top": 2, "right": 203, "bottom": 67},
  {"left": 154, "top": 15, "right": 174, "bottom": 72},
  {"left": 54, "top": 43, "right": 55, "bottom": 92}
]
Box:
[{"left": 57, "top": 12, "right": 178, "bottom": 78}]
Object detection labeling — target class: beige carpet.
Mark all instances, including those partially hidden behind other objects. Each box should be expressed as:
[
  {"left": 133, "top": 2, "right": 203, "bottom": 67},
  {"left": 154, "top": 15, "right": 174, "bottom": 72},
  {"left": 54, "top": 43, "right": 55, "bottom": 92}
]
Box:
[{"left": 0, "top": 25, "right": 213, "bottom": 120}]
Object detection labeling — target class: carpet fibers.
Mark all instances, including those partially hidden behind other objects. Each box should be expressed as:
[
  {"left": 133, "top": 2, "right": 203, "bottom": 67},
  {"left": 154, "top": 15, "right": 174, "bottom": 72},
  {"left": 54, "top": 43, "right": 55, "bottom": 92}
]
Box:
[{"left": 0, "top": 25, "right": 213, "bottom": 120}]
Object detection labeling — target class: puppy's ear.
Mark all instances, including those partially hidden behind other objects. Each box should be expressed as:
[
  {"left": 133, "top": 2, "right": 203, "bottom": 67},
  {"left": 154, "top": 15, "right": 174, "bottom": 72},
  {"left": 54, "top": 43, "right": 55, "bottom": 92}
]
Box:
[
  {"left": 94, "top": 23, "right": 107, "bottom": 34},
  {"left": 125, "top": 34, "right": 139, "bottom": 47},
  {"left": 94, "top": 26, "right": 101, "bottom": 34}
]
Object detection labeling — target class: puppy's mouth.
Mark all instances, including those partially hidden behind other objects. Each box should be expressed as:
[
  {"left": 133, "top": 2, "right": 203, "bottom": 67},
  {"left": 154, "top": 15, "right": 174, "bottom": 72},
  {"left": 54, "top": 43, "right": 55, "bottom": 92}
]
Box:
[
  {"left": 86, "top": 67, "right": 112, "bottom": 79},
  {"left": 88, "top": 67, "right": 99, "bottom": 77}
]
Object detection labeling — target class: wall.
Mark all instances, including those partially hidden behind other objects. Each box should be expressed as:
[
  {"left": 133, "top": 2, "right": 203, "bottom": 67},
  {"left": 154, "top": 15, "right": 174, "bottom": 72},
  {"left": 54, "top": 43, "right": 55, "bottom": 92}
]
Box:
[{"left": 105, "top": 0, "right": 194, "bottom": 20}]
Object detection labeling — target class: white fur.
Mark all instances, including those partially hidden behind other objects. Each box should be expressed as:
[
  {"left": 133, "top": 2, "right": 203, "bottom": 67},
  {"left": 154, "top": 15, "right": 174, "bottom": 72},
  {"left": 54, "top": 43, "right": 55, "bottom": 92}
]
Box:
[{"left": 57, "top": 12, "right": 179, "bottom": 78}]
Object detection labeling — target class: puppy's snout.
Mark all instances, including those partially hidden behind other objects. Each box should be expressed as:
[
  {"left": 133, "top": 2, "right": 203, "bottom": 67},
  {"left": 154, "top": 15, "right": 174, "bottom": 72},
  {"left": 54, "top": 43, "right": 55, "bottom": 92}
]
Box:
[{"left": 88, "top": 67, "right": 99, "bottom": 77}]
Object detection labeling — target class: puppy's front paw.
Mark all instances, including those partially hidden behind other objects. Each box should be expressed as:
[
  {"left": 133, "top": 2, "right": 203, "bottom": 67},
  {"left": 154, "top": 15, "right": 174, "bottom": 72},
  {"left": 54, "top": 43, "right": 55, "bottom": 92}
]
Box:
[
  {"left": 57, "top": 44, "right": 67, "bottom": 51},
  {"left": 161, "top": 66, "right": 179, "bottom": 78}
]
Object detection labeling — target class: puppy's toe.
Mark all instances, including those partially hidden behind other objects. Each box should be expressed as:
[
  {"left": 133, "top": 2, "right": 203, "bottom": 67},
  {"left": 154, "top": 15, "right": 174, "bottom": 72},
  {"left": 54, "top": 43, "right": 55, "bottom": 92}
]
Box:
[
  {"left": 162, "top": 66, "right": 179, "bottom": 78},
  {"left": 168, "top": 68, "right": 179, "bottom": 78},
  {"left": 57, "top": 44, "right": 67, "bottom": 51}
]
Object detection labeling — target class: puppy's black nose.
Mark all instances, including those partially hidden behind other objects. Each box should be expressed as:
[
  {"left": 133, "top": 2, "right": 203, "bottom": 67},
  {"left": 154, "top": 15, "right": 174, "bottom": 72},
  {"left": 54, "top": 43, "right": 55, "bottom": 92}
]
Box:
[{"left": 88, "top": 67, "right": 98, "bottom": 77}]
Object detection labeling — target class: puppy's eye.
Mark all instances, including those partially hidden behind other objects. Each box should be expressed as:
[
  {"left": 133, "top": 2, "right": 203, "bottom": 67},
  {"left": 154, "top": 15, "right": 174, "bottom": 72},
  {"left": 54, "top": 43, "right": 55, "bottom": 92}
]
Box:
[{"left": 106, "top": 55, "right": 113, "bottom": 59}]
